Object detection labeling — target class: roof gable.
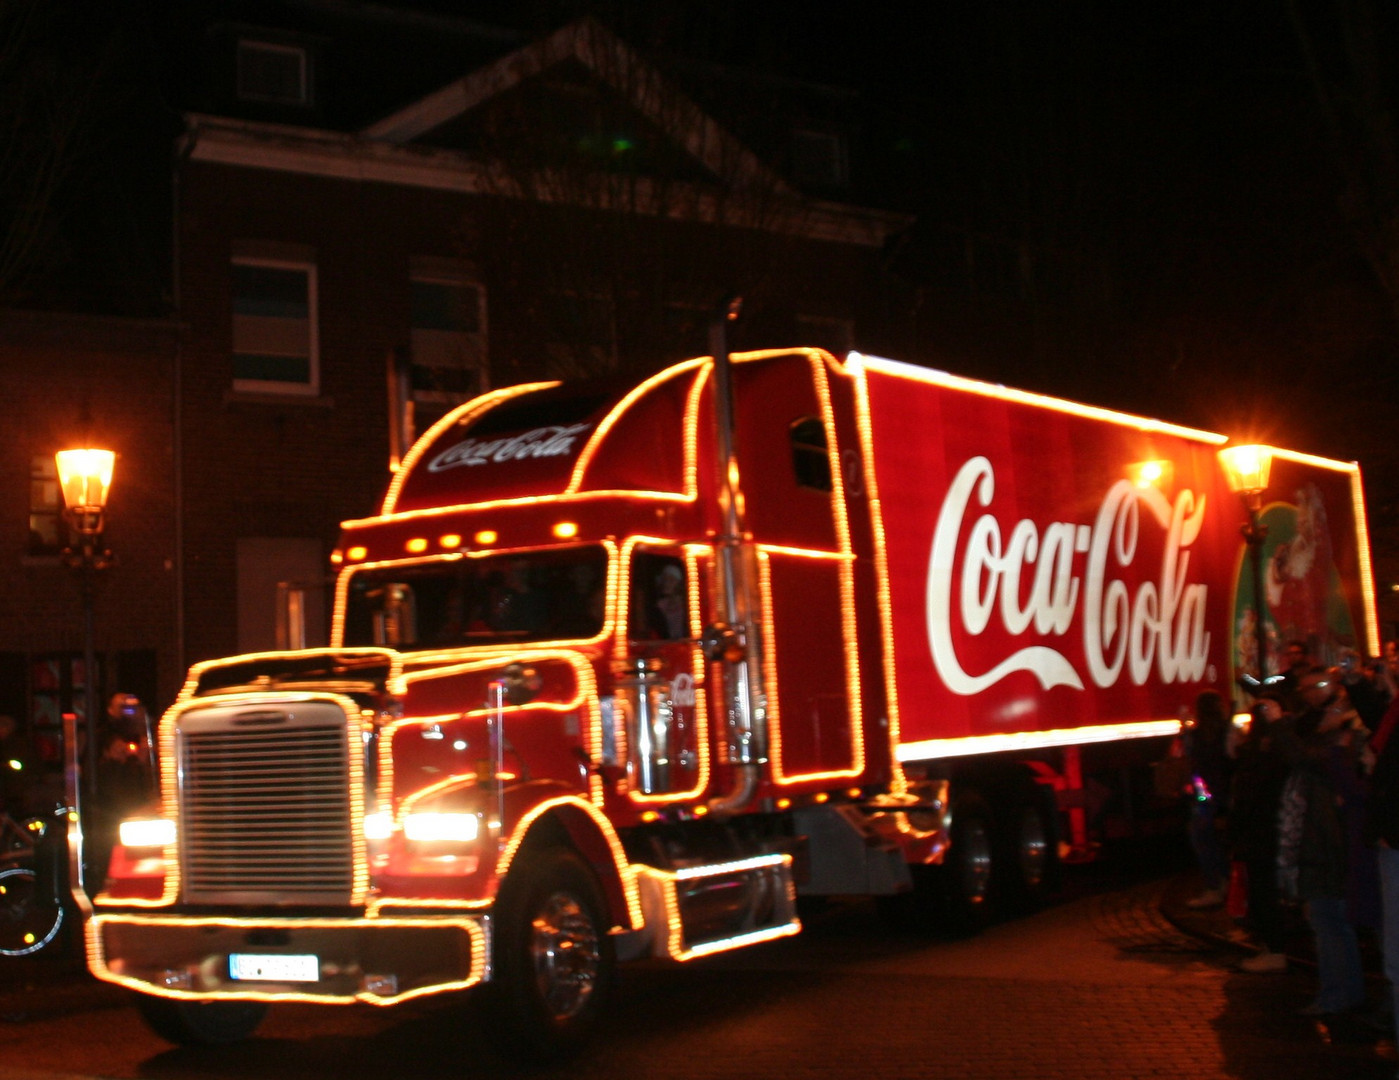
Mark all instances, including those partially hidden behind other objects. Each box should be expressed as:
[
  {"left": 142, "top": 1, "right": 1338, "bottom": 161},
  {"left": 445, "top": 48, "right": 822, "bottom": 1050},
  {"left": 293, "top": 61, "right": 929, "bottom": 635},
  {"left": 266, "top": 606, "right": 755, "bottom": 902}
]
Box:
[{"left": 362, "top": 17, "right": 793, "bottom": 197}]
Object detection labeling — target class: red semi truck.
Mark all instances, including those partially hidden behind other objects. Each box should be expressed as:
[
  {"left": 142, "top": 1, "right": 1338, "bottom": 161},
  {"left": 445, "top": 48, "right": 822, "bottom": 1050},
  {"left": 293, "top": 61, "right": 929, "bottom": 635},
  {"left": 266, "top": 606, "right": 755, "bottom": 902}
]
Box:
[{"left": 85, "top": 347, "right": 1378, "bottom": 1054}]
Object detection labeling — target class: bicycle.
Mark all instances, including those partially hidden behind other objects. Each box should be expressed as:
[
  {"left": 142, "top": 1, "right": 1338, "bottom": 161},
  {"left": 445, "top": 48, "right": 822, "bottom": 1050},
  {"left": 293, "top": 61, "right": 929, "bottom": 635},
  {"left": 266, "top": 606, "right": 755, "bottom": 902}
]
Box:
[{"left": 0, "top": 805, "right": 69, "bottom": 957}]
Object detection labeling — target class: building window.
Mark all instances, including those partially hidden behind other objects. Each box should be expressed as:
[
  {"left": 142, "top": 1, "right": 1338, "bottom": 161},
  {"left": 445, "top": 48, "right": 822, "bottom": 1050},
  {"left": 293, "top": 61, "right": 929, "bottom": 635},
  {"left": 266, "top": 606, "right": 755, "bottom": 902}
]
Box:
[
  {"left": 232, "top": 258, "right": 318, "bottom": 395},
  {"left": 411, "top": 277, "right": 487, "bottom": 400},
  {"left": 237, "top": 40, "right": 310, "bottom": 106},
  {"left": 791, "top": 129, "right": 848, "bottom": 188},
  {"left": 27, "top": 456, "right": 63, "bottom": 557},
  {"left": 404, "top": 272, "right": 488, "bottom": 439}
]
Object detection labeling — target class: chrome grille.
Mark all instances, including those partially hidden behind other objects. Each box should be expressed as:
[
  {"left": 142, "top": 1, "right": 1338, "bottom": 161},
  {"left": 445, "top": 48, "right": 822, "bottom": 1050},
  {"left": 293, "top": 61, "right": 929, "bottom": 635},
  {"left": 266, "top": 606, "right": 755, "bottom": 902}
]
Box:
[{"left": 177, "top": 700, "right": 355, "bottom": 906}]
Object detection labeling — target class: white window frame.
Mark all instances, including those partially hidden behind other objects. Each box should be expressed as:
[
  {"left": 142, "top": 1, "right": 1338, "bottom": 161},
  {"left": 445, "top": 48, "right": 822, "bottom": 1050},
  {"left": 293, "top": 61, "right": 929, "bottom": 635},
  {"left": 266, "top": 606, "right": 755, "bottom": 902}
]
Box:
[
  {"left": 236, "top": 39, "right": 310, "bottom": 106},
  {"left": 27, "top": 455, "right": 63, "bottom": 558},
  {"left": 232, "top": 256, "right": 320, "bottom": 397}
]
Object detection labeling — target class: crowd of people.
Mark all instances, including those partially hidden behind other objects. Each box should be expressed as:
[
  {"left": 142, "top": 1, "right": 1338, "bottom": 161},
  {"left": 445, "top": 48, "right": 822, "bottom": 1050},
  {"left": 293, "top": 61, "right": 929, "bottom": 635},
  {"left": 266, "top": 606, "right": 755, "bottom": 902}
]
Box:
[{"left": 1181, "top": 638, "right": 1399, "bottom": 1036}]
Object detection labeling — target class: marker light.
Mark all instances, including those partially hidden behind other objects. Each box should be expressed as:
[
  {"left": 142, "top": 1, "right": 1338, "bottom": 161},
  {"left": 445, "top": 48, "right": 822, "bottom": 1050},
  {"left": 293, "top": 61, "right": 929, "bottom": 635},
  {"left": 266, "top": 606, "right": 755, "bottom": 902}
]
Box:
[
  {"left": 552, "top": 521, "right": 579, "bottom": 540},
  {"left": 403, "top": 812, "right": 480, "bottom": 844},
  {"left": 347, "top": 546, "right": 369, "bottom": 562},
  {"left": 406, "top": 538, "right": 429, "bottom": 554},
  {"left": 439, "top": 534, "right": 462, "bottom": 550},
  {"left": 474, "top": 530, "right": 498, "bottom": 546},
  {"left": 118, "top": 818, "right": 176, "bottom": 849}
]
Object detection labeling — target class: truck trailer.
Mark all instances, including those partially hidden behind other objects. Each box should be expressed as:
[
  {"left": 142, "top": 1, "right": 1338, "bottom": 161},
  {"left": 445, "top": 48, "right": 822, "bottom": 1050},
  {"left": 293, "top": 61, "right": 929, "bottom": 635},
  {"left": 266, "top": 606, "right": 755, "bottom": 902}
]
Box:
[{"left": 85, "top": 347, "right": 1379, "bottom": 1055}]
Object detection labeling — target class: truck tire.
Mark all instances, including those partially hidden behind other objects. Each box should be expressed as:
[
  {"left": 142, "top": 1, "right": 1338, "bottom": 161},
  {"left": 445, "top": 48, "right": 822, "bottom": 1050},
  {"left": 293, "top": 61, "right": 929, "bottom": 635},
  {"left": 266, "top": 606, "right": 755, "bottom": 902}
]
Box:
[
  {"left": 1000, "top": 786, "right": 1060, "bottom": 911},
  {"left": 941, "top": 791, "right": 994, "bottom": 933},
  {"left": 482, "top": 847, "right": 616, "bottom": 1061},
  {"left": 0, "top": 866, "right": 64, "bottom": 957},
  {"left": 134, "top": 995, "right": 268, "bottom": 1045},
  {"left": 1012, "top": 789, "right": 1052, "bottom": 906}
]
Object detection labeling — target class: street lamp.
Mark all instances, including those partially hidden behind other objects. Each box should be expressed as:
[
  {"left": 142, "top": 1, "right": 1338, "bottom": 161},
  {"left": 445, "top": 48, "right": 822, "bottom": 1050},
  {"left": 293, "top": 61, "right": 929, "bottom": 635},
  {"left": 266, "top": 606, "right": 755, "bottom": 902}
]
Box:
[
  {"left": 1218, "top": 444, "right": 1273, "bottom": 694},
  {"left": 55, "top": 447, "right": 115, "bottom": 860}
]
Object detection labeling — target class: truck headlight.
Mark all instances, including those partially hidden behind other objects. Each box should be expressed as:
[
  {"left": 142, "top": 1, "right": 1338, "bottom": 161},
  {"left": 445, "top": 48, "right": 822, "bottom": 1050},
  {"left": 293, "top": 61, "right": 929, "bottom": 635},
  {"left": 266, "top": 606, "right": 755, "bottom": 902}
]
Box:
[
  {"left": 118, "top": 818, "right": 176, "bottom": 849},
  {"left": 363, "top": 811, "right": 393, "bottom": 842},
  {"left": 403, "top": 811, "right": 480, "bottom": 844}
]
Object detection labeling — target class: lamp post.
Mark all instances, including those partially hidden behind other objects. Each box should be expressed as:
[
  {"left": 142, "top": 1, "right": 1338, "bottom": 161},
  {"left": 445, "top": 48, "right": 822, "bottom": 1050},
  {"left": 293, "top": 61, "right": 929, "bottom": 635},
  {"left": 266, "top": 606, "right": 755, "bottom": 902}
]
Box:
[
  {"left": 1218, "top": 444, "right": 1273, "bottom": 694},
  {"left": 55, "top": 448, "right": 115, "bottom": 840}
]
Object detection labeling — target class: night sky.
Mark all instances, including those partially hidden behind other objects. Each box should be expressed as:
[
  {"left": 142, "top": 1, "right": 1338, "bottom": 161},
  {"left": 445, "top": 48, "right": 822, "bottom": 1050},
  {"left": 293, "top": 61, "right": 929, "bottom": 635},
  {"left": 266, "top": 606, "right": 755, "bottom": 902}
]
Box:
[
  {"left": 7, "top": 0, "right": 1398, "bottom": 538},
  {"left": 365, "top": 1, "right": 1399, "bottom": 488},
  {"left": 763, "top": 2, "right": 1399, "bottom": 542}
]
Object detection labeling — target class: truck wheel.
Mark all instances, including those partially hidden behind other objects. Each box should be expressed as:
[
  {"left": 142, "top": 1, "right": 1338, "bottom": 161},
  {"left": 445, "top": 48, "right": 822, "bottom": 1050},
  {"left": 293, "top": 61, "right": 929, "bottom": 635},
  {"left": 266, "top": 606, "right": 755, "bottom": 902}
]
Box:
[
  {"left": 941, "top": 792, "right": 994, "bottom": 932},
  {"left": 1001, "top": 788, "right": 1060, "bottom": 911},
  {"left": 134, "top": 995, "right": 268, "bottom": 1046},
  {"left": 0, "top": 866, "right": 64, "bottom": 956},
  {"left": 483, "top": 847, "right": 616, "bottom": 1061}
]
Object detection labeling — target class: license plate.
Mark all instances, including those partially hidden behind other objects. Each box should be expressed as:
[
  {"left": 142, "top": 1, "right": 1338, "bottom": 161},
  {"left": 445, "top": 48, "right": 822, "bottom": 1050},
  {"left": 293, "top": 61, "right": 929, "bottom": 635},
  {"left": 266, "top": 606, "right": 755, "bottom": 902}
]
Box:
[{"left": 229, "top": 953, "right": 320, "bottom": 982}]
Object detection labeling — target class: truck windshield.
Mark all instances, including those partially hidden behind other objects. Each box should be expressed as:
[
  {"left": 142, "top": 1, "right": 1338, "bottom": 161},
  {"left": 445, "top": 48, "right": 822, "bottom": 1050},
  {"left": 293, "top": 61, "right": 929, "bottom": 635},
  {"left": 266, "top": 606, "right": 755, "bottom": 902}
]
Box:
[{"left": 342, "top": 545, "right": 608, "bottom": 650}]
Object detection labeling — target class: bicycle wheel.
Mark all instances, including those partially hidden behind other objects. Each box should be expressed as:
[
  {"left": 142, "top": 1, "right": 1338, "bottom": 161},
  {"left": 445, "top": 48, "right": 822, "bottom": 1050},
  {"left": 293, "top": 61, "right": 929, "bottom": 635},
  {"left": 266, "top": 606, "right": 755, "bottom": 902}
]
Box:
[{"left": 0, "top": 865, "right": 64, "bottom": 957}]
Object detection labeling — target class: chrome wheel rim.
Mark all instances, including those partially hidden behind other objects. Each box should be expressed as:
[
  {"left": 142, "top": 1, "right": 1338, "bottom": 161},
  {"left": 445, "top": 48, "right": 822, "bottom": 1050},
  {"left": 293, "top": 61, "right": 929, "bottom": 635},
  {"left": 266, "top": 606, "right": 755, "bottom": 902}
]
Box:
[
  {"left": 1018, "top": 807, "right": 1049, "bottom": 889},
  {"left": 960, "top": 818, "right": 993, "bottom": 903},
  {"left": 529, "top": 890, "right": 601, "bottom": 1020}
]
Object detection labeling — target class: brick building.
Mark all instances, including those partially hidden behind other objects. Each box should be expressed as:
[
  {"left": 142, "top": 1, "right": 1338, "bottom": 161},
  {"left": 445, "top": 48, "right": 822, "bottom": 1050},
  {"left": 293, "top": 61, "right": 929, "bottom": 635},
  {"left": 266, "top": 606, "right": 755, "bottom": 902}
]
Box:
[
  {"left": 0, "top": 311, "right": 178, "bottom": 748},
  {"left": 4, "top": 4, "right": 1393, "bottom": 750},
  {"left": 0, "top": 10, "right": 915, "bottom": 733}
]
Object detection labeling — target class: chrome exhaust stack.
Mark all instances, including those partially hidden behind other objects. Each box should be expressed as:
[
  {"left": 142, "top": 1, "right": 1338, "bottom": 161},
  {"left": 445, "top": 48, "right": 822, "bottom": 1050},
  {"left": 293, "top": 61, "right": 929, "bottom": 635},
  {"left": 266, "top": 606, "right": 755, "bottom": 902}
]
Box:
[{"left": 705, "top": 298, "right": 768, "bottom": 818}]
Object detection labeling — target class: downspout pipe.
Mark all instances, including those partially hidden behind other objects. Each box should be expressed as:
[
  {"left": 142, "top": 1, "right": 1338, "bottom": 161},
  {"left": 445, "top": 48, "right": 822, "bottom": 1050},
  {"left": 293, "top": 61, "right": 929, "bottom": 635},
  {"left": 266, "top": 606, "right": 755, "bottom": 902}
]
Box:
[{"left": 706, "top": 297, "right": 766, "bottom": 817}]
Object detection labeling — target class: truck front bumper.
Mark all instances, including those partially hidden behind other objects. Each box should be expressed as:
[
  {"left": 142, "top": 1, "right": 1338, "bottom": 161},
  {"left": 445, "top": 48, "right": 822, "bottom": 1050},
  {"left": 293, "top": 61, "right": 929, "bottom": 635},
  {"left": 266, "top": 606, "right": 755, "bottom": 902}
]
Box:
[{"left": 87, "top": 912, "right": 489, "bottom": 1005}]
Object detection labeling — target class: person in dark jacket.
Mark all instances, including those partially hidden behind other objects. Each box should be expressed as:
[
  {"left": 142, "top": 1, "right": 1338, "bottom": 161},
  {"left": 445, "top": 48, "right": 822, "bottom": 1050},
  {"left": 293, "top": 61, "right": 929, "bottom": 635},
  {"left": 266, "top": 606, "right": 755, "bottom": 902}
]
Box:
[
  {"left": 86, "top": 728, "right": 154, "bottom": 890},
  {"left": 1365, "top": 692, "right": 1399, "bottom": 1049},
  {"left": 1183, "top": 690, "right": 1233, "bottom": 909},
  {"left": 1278, "top": 712, "right": 1366, "bottom": 1016},
  {"left": 1229, "top": 691, "right": 1294, "bottom": 972}
]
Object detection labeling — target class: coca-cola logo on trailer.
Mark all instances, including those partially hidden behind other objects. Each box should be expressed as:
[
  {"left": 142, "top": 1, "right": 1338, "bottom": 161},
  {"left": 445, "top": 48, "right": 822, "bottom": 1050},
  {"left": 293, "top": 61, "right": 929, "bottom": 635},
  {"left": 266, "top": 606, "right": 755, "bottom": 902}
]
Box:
[
  {"left": 427, "top": 423, "right": 594, "bottom": 472},
  {"left": 927, "top": 456, "right": 1210, "bottom": 695}
]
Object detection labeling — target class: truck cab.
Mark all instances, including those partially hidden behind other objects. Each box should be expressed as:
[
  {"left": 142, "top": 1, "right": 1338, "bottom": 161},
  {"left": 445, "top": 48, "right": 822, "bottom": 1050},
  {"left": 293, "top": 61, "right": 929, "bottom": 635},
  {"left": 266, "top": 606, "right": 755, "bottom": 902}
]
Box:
[{"left": 90, "top": 349, "right": 915, "bottom": 1057}]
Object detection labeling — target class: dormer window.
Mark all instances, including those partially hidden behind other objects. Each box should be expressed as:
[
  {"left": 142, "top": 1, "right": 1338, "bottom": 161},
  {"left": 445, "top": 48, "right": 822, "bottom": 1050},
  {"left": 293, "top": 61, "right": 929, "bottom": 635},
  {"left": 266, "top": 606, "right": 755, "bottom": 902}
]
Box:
[{"left": 237, "top": 39, "right": 310, "bottom": 106}]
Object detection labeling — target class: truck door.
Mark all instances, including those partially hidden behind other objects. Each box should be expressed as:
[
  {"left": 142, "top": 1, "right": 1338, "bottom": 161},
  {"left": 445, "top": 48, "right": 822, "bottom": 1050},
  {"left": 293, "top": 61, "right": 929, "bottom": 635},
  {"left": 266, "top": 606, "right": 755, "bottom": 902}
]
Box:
[
  {"left": 731, "top": 354, "right": 862, "bottom": 786},
  {"left": 622, "top": 546, "right": 703, "bottom": 800}
]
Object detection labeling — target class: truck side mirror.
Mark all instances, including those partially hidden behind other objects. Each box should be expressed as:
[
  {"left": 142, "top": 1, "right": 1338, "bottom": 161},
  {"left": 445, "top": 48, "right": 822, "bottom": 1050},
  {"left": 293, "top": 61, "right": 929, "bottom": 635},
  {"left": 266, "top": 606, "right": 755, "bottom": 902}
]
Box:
[
  {"left": 500, "top": 663, "right": 542, "bottom": 706},
  {"left": 702, "top": 623, "right": 746, "bottom": 664}
]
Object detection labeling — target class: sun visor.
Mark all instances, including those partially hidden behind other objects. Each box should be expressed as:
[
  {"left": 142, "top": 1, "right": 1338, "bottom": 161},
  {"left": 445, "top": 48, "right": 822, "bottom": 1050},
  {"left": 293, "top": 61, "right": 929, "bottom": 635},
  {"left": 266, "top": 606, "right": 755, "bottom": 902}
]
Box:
[{"left": 388, "top": 384, "right": 619, "bottom": 512}]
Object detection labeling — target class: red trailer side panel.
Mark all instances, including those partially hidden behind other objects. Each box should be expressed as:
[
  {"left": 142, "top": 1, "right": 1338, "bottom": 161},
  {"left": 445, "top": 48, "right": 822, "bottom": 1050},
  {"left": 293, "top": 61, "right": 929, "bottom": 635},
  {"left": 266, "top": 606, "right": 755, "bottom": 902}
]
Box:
[{"left": 849, "top": 354, "right": 1374, "bottom": 762}]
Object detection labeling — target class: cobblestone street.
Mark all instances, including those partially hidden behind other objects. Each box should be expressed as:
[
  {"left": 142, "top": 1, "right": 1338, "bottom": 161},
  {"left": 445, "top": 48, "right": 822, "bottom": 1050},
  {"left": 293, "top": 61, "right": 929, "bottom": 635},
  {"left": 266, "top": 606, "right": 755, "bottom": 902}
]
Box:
[{"left": 3, "top": 865, "right": 1397, "bottom": 1080}]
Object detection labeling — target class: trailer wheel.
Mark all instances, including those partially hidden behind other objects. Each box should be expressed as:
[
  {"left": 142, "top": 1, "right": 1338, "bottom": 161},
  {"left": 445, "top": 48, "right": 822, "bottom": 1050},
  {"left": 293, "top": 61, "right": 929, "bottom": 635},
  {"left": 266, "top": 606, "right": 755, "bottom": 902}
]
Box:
[
  {"left": 1003, "top": 788, "right": 1060, "bottom": 911},
  {"left": 483, "top": 847, "right": 615, "bottom": 1061},
  {"left": 941, "top": 792, "right": 994, "bottom": 932},
  {"left": 134, "top": 995, "right": 268, "bottom": 1046}
]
